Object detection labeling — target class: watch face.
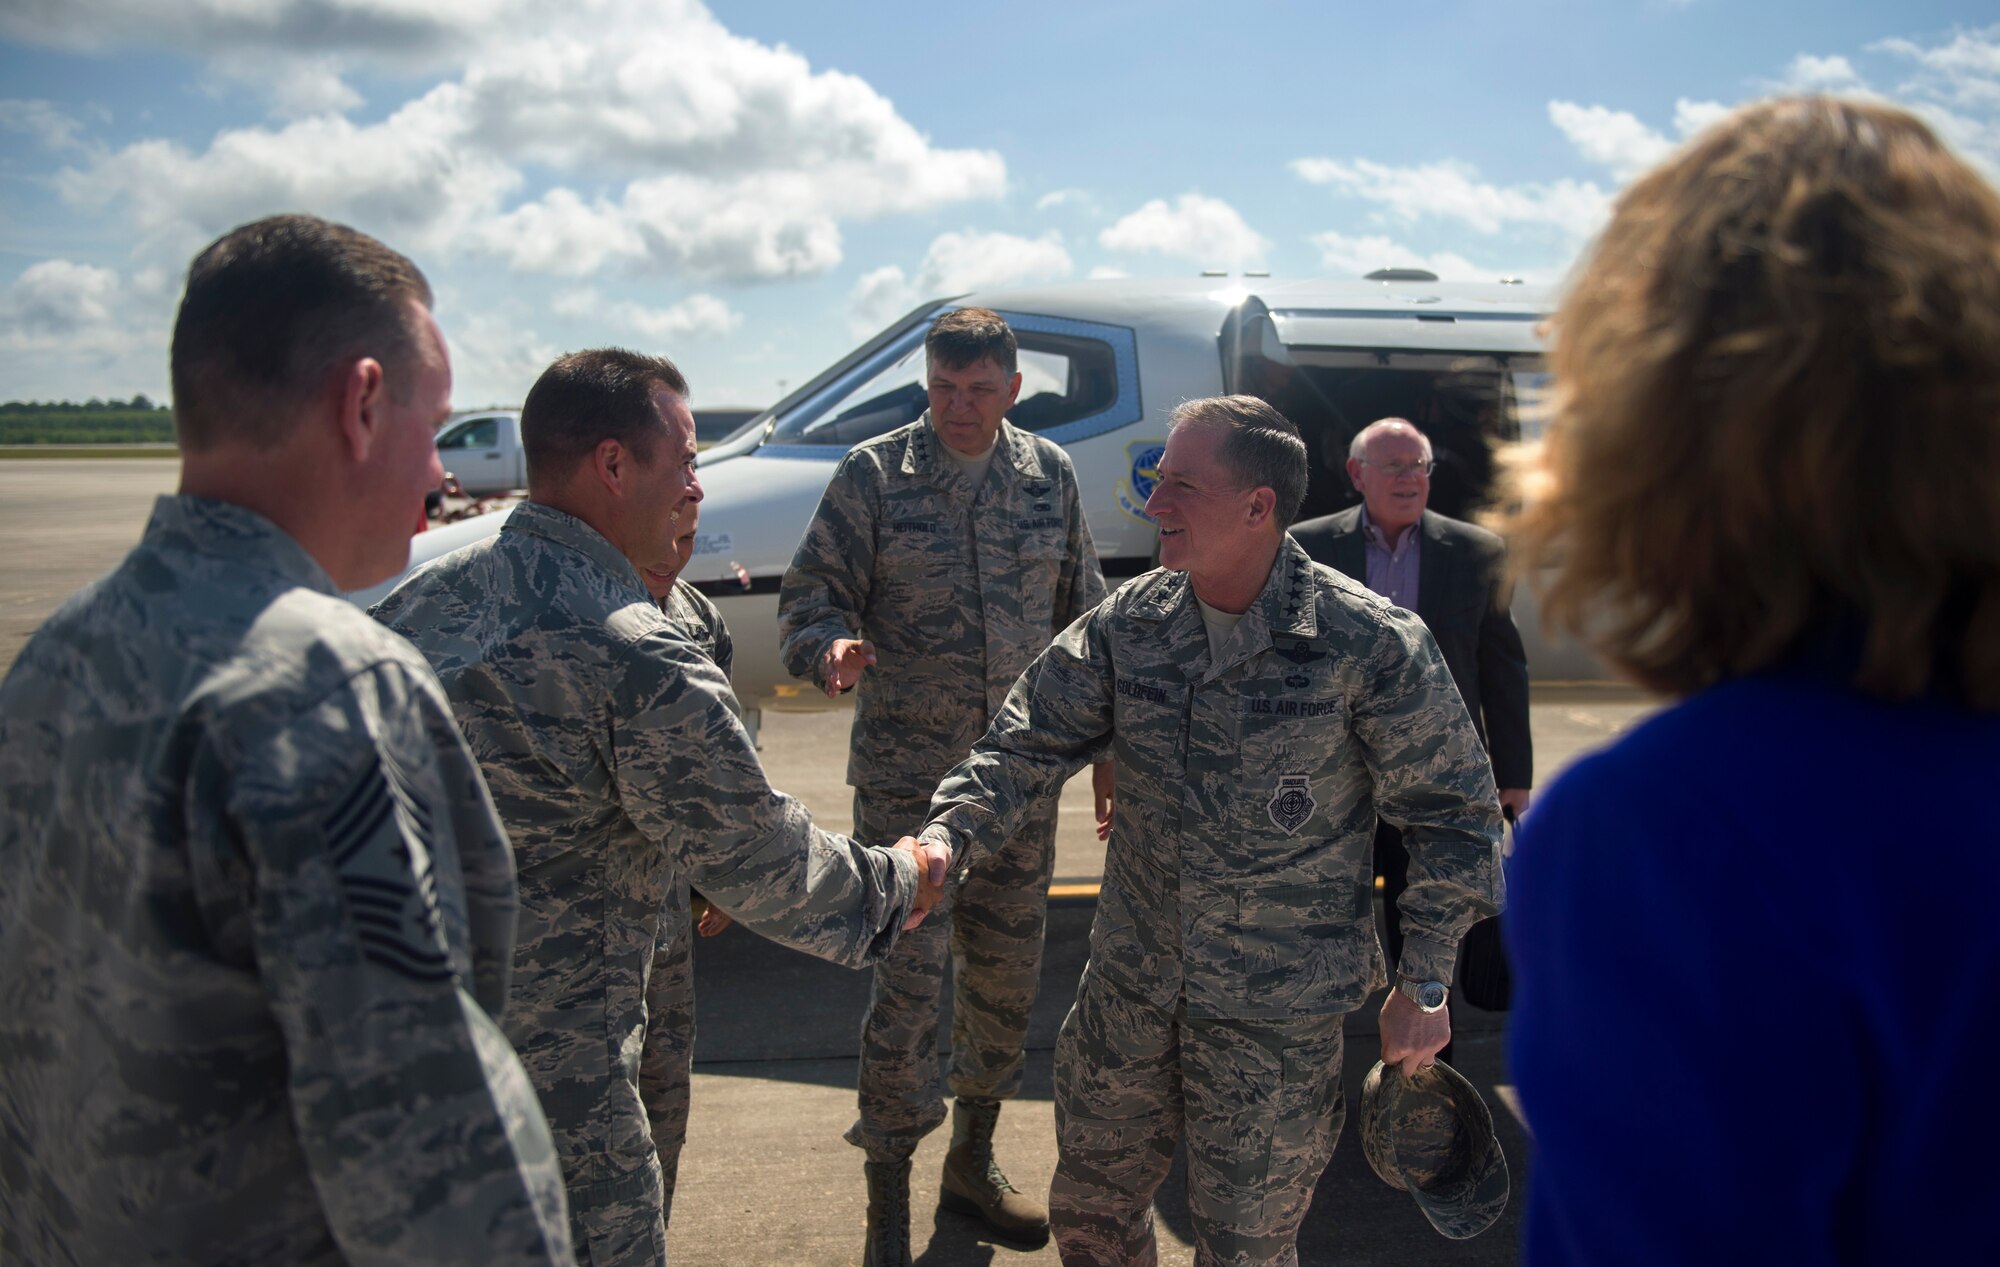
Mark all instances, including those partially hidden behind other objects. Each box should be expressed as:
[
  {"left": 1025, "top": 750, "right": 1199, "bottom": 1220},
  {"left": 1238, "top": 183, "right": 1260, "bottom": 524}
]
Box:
[{"left": 1410, "top": 980, "right": 1447, "bottom": 1011}]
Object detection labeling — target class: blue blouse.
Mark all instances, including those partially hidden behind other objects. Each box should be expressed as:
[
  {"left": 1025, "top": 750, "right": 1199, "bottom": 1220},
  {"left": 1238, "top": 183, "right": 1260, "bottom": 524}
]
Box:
[{"left": 1506, "top": 666, "right": 2000, "bottom": 1265}]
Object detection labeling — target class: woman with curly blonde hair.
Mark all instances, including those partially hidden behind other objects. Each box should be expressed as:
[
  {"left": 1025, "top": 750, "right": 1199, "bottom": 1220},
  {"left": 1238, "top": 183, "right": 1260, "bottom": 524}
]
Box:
[{"left": 1501, "top": 96, "right": 2000, "bottom": 1265}]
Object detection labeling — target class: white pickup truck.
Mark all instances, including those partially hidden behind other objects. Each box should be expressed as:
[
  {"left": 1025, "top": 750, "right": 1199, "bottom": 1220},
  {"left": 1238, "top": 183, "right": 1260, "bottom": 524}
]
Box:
[{"left": 434, "top": 410, "right": 526, "bottom": 497}]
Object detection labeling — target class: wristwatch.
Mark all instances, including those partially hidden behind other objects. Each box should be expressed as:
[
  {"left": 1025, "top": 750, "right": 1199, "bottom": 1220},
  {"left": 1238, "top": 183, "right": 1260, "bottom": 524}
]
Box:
[{"left": 1397, "top": 977, "right": 1449, "bottom": 1014}]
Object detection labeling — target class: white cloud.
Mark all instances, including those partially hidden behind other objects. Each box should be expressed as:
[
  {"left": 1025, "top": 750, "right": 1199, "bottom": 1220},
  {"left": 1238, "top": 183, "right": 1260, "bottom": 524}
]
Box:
[
  {"left": 433, "top": 302, "right": 556, "bottom": 409},
  {"left": 0, "top": 0, "right": 497, "bottom": 63},
  {"left": 215, "top": 53, "right": 366, "bottom": 120},
  {"left": 485, "top": 173, "right": 850, "bottom": 282},
  {"left": 847, "top": 229, "right": 1073, "bottom": 332},
  {"left": 1098, "top": 194, "right": 1269, "bottom": 269},
  {"left": 849, "top": 266, "right": 917, "bottom": 336},
  {"left": 0, "top": 260, "right": 173, "bottom": 400},
  {"left": 1087, "top": 265, "right": 1129, "bottom": 280},
  {"left": 473, "top": 189, "right": 648, "bottom": 277},
  {"left": 1779, "top": 53, "right": 1868, "bottom": 93},
  {"left": 1672, "top": 98, "right": 1732, "bottom": 138},
  {"left": 53, "top": 91, "right": 524, "bottom": 261},
  {"left": 1036, "top": 188, "right": 1089, "bottom": 212},
  {"left": 38, "top": 1, "right": 1006, "bottom": 285},
  {"left": 1547, "top": 102, "right": 1676, "bottom": 181},
  {"left": 1547, "top": 97, "right": 1732, "bottom": 180},
  {"left": 1873, "top": 27, "right": 2000, "bottom": 111},
  {"left": 553, "top": 289, "right": 742, "bottom": 341},
  {"left": 1757, "top": 33, "right": 2000, "bottom": 178},
  {"left": 1874, "top": 26, "right": 2000, "bottom": 78},
  {"left": 0, "top": 98, "right": 90, "bottom": 151},
  {"left": 1290, "top": 156, "right": 1611, "bottom": 241},
  {"left": 3, "top": 260, "right": 122, "bottom": 336},
  {"left": 1305, "top": 230, "right": 1495, "bottom": 282}
]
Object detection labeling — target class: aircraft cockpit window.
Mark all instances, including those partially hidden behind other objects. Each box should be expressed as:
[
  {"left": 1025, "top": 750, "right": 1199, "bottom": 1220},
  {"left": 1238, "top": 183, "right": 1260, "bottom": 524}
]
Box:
[{"left": 763, "top": 321, "right": 1127, "bottom": 448}]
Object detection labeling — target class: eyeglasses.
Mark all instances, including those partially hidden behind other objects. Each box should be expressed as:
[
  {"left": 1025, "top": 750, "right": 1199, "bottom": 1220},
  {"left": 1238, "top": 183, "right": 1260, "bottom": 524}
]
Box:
[{"left": 1360, "top": 459, "right": 1434, "bottom": 479}]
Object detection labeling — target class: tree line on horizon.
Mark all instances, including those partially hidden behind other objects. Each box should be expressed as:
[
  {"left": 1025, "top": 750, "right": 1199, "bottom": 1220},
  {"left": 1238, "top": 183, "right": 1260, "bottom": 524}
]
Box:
[
  {"left": 1, "top": 395, "right": 164, "bottom": 413},
  {"left": 0, "top": 397, "right": 175, "bottom": 446}
]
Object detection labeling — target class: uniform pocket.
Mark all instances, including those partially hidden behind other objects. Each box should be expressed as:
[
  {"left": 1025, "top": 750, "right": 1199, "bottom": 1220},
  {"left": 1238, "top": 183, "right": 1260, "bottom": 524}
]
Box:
[
  {"left": 1261, "top": 1026, "right": 1346, "bottom": 1225},
  {"left": 1234, "top": 694, "right": 1345, "bottom": 838},
  {"left": 1232, "top": 883, "right": 1373, "bottom": 1016},
  {"left": 570, "top": 1161, "right": 666, "bottom": 1267},
  {"left": 1010, "top": 526, "right": 1069, "bottom": 629}
]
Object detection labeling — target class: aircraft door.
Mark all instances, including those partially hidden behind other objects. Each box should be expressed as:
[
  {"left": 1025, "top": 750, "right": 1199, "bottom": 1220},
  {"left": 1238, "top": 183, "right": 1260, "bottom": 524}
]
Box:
[{"left": 1226, "top": 301, "right": 1542, "bottom": 524}]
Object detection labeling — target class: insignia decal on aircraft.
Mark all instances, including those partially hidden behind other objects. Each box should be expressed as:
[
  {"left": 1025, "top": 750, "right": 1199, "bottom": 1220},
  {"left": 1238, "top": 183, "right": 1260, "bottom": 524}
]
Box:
[{"left": 1117, "top": 440, "right": 1167, "bottom": 522}]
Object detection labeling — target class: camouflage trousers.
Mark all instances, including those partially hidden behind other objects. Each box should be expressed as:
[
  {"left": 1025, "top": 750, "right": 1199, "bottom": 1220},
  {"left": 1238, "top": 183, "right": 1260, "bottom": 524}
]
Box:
[
  {"left": 563, "top": 1158, "right": 667, "bottom": 1267},
  {"left": 845, "top": 786, "right": 1058, "bottom": 1160},
  {"left": 1050, "top": 967, "right": 1347, "bottom": 1267},
  {"left": 640, "top": 885, "right": 696, "bottom": 1230}
]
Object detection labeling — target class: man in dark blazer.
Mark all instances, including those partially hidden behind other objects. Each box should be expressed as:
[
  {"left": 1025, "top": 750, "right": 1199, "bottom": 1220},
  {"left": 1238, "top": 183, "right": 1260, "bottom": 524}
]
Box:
[{"left": 1291, "top": 417, "right": 1530, "bottom": 985}]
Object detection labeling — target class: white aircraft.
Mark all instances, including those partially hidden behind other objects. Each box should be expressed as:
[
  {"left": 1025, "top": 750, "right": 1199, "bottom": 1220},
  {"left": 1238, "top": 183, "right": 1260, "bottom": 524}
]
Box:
[{"left": 354, "top": 272, "right": 1606, "bottom": 739}]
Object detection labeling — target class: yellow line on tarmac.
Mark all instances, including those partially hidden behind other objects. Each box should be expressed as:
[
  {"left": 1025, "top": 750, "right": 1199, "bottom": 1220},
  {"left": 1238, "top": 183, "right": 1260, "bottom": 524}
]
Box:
[{"left": 1051, "top": 877, "right": 1387, "bottom": 900}]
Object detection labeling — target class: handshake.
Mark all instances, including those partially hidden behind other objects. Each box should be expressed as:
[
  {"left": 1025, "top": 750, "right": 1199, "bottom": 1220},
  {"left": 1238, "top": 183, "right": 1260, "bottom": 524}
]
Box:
[{"left": 892, "top": 835, "right": 953, "bottom": 931}]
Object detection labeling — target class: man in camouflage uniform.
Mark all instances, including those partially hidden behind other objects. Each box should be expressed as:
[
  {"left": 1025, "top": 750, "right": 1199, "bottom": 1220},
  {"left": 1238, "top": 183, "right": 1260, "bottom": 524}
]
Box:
[
  {"left": 0, "top": 215, "right": 573, "bottom": 1265},
  {"left": 779, "top": 308, "right": 1108, "bottom": 1262},
  {"left": 917, "top": 396, "right": 1500, "bottom": 1266},
  {"left": 375, "top": 347, "right": 946, "bottom": 1267},
  {"left": 636, "top": 501, "right": 736, "bottom": 1228}
]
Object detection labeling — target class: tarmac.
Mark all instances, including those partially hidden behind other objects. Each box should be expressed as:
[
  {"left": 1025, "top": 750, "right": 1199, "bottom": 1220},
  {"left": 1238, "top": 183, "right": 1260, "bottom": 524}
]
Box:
[
  {"left": 675, "top": 692, "right": 1652, "bottom": 1266},
  {"left": 0, "top": 457, "right": 1662, "bottom": 1265}
]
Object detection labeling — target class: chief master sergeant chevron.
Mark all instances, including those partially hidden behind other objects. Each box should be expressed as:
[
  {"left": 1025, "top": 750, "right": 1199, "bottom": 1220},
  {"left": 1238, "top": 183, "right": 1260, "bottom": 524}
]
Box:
[
  {"left": 917, "top": 395, "right": 1500, "bottom": 1266},
  {"left": 779, "top": 306, "right": 1107, "bottom": 1264},
  {"left": 0, "top": 214, "right": 572, "bottom": 1265},
  {"left": 374, "top": 347, "right": 946, "bottom": 1267}
]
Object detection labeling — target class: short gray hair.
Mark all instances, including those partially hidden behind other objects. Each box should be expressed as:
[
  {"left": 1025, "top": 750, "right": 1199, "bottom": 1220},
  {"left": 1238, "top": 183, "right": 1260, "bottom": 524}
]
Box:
[
  {"left": 1169, "top": 394, "right": 1308, "bottom": 528},
  {"left": 1348, "top": 416, "right": 1434, "bottom": 463}
]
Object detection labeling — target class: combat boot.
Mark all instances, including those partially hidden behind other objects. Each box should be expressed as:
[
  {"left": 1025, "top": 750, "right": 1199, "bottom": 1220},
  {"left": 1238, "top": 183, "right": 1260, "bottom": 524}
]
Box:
[
  {"left": 862, "top": 1157, "right": 913, "bottom": 1267},
  {"left": 938, "top": 1096, "right": 1050, "bottom": 1247}
]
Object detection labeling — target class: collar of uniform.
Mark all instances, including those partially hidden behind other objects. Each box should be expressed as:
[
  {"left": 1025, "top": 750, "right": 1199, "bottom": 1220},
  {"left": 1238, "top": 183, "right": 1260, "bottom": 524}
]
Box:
[
  {"left": 146, "top": 494, "right": 338, "bottom": 597},
  {"left": 1131, "top": 536, "right": 1320, "bottom": 630},
  {"left": 998, "top": 420, "right": 1047, "bottom": 480},
  {"left": 1265, "top": 534, "right": 1322, "bottom": 640},
  {"left": 900, "top": 412, "right": 1046, "bottom": 484},
  {"left": 503, "top": 500, "right": 651, "bottom": 600},
  {"left": 1125, "top": 536, "right": 1321, "bottom": 680},
  {"left": 1203, "top": 536, "right": 1322, "bottom": 679},
  {"left": 1126, "top": 570, "right": 1214, "bottom": 681},
  {"left": 900, "top": 412, "right": 938, "bottom": 478}
]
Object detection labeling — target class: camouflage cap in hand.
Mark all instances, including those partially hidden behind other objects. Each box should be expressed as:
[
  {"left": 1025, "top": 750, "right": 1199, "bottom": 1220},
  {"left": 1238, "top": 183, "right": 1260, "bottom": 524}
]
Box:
[{"left": 1359, "top": 1058, "right": 1510, "bottom": 1240}]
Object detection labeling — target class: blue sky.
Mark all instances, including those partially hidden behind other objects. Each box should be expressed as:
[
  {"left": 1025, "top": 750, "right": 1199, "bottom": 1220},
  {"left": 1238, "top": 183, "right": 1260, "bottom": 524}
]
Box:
[{"left": 3, "top": 1, "right": 1996, "bottom": 408}]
